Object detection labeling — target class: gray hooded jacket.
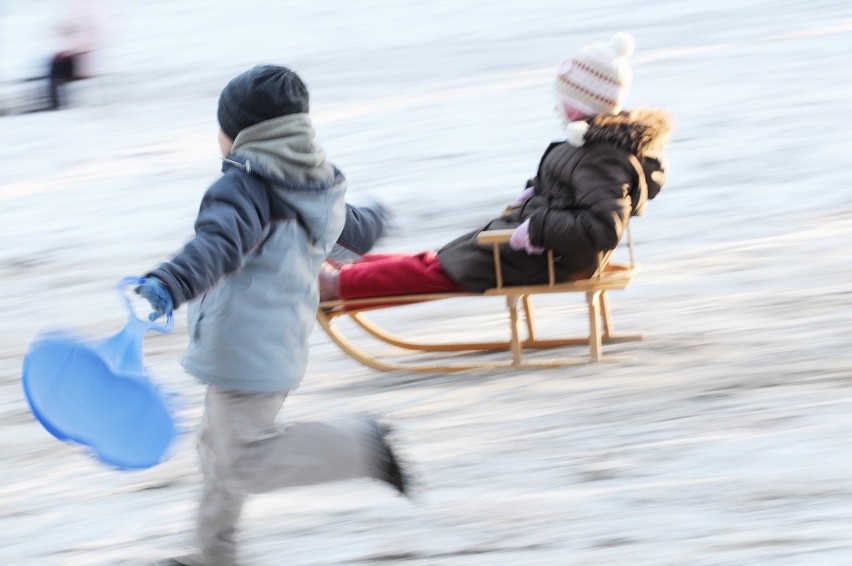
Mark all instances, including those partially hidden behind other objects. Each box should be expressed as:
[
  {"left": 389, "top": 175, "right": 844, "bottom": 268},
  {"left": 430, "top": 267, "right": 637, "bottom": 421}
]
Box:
[{"left": 148, "top": 114, "right": 346, "bottom": 392}]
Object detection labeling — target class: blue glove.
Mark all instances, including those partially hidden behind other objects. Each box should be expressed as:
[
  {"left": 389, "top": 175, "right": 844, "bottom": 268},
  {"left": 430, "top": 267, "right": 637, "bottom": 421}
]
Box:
[
  {"left": 509, "top": 219, "right": 545, "bottom": 255},
  {"left": 135, "top": 278, "right": 174, "bottom": 321}
]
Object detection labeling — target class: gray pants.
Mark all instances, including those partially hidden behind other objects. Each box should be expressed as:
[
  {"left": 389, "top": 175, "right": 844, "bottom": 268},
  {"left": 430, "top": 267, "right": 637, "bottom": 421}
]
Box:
[{"left": 180, "top": 386, "right": 385, "bottom": 565}]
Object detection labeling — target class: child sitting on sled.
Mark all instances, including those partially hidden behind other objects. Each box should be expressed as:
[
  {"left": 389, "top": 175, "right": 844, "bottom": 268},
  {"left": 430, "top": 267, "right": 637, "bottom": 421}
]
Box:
[{"left": 320, "top": 33, "right": 672, "bottom": 301}]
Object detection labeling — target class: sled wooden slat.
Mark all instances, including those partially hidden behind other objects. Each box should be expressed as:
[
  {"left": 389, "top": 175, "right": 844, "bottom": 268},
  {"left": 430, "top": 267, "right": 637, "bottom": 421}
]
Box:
[{"left": 317, "top": 227, "right": 643, "bottom": 372}]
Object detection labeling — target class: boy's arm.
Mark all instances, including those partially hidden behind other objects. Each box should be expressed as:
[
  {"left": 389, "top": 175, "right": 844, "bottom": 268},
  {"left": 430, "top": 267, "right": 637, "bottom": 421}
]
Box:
[
  {"left": 329, "top": 203, "right": 390, "bottom": 263},
  {"left": 146, "top": 174, "right": 272, "bottom": 308}
]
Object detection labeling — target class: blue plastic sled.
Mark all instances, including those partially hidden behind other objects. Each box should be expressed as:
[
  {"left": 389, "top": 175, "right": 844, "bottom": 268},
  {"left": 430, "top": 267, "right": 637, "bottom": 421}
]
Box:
[{"left": 22, "top": 277, "right": 179, "bottom": 470}]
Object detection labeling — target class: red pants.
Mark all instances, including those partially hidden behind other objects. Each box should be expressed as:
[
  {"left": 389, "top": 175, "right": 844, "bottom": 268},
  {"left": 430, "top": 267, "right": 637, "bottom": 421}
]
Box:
[{"left": 338, "top": 251, "right": 464, "bottom": 300}]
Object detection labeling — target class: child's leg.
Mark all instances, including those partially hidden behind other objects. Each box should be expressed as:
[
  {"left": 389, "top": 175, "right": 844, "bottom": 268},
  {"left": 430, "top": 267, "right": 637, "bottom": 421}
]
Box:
[
  {"left": 351, "top": 252, "right": 421, "bottom": 263},
  {"left": 189, "top": 386, "right": 393, "bottom": 563},
  {"left": 339, "top": 251, "right": 464, "bottom": 299},
  {"left": 186, "top": 389, "right": 259, "bottom": 565},
  {"left": 191, "top": 465, "right": 246, "bottom": 566}
]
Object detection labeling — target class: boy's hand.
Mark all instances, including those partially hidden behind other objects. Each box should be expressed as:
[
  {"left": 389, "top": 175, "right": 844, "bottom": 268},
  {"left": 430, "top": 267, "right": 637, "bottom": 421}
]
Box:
[{"left": 135, "top": 278, "right": 174, "bottom": 321}]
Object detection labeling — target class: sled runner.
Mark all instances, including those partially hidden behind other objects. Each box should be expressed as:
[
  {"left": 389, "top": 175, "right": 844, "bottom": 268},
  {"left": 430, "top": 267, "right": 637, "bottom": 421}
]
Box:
[{"left": 316, "top": 227, "right": 643, "bottom": 372}]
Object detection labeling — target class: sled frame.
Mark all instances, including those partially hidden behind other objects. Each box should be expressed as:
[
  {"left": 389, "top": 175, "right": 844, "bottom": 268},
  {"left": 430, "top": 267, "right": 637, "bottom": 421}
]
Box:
[{"left": 316, "top": 228, "right": 643, "bottom": 372}]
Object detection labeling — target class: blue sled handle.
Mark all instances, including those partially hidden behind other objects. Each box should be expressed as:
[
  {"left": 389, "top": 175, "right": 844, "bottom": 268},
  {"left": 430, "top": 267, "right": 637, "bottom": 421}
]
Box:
[{"left": 118, "top": 276, "right": 174, "bottom": 334}]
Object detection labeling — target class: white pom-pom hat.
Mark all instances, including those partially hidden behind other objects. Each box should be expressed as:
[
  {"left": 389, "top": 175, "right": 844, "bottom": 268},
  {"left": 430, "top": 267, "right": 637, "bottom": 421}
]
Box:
[{"left": 554, "top": 32, "right": 636, "bottom": 120}]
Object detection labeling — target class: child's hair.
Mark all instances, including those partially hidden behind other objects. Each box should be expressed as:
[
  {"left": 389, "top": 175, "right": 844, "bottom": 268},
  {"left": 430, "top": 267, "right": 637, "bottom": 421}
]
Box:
[{"left": 217, "top": 65, "right": 310, "bottom": 140}]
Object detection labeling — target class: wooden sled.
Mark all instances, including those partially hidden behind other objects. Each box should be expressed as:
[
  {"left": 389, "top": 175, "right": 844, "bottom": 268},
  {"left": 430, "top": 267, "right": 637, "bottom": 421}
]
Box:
[{"left": 316, "top": 228, "right": 643, "bottom": 372}]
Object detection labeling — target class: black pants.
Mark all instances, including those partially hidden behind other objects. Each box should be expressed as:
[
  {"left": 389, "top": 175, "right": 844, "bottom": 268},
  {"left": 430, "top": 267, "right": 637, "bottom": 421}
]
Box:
[{"left": 47, "top": 53, "right": 79, "bottom": 109}]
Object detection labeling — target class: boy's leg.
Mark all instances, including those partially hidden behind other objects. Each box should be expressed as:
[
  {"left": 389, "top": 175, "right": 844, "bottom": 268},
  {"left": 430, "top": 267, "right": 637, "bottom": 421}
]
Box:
[
  {"left": 191, "top": 468, "right": 247, "bottom": 566},
  {"left": 179, "top": 388, "right": 257, "bottom": 566},
  {"left": 187, "top": 386, "right": 397, "bottom": 563}
]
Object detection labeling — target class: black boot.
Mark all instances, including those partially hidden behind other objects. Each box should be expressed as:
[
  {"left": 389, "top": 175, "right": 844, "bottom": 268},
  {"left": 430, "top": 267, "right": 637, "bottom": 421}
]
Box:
[{"left": 370, "top": 419, "right": 411, "bottom": 497}]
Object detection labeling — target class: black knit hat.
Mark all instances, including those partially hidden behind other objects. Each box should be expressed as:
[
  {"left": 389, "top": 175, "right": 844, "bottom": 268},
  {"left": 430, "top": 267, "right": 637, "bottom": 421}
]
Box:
[{"left": 217, "top": 65, "right": 310, "bottom": 140}]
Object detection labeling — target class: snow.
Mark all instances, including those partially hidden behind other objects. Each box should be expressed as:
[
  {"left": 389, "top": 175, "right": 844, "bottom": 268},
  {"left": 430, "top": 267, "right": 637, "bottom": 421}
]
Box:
[{"left": 2, "top": 1, "right": 852, "bottom": 564}]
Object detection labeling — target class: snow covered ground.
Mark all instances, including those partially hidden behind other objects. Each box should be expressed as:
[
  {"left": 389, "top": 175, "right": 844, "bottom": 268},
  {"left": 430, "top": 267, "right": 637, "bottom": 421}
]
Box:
[{"left": 2, "top": 1, "right": 852, "bottom": 564}]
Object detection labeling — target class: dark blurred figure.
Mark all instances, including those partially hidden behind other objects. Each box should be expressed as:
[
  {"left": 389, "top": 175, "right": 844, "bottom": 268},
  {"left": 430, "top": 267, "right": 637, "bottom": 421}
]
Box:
[{"left": 41, "top": 0, "right": 104, "bottom": 110}]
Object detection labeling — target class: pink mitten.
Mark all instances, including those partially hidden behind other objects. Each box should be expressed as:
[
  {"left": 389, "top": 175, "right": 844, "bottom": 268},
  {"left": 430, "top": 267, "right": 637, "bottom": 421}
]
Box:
[
  {"left": 509, "top": 219, "right": 545, "bottom": 255},
  {"left": 514, "top": 186, "right": 535, "bottom": 203}
]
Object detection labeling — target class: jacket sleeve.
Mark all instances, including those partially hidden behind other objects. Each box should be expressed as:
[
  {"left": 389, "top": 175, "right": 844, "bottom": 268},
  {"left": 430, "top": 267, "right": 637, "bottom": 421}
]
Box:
[
  {"left": 526, "top": 148, "right": 635, "bottom": 255},
  {"left": 328, "top": 203, "right": 389, "bottom": 262},
  {"left": 147, "top": 172, "right": 271, "bottom": 308},
  {"left": 642, "top": 156, "right": 666, "bottom": 200}
]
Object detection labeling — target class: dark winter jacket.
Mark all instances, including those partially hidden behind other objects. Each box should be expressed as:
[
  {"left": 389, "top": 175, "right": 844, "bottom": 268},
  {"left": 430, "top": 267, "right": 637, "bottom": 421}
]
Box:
[{"left": 437, "top": 109, "right": 671, "bottom": 292}]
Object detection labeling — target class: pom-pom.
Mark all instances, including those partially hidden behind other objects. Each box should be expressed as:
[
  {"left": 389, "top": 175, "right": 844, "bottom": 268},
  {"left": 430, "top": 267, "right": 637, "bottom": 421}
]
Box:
[
  {"left": 609, "top": 32, "right": 636, "bottom": 57},
  {"left": 565, "top": 120, "right": 589, "bottom": 147}
]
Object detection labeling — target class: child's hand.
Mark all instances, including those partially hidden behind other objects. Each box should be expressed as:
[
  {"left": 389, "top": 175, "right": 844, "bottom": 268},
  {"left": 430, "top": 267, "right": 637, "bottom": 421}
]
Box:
[
  {"left": 135, "top": 278, "right": 174, "bottom": 321},
  {"left": 500, "top": 186, "right": 536, "bottom": 219},
  {"left": 513, "top": 186, "right": 535, "bottom": 203},
  {"left": 509, "top": 219, "right": 545, "bottom": 255}
]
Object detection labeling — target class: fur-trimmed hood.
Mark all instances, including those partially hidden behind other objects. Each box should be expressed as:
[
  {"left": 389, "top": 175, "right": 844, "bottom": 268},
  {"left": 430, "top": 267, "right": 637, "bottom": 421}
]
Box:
[{"left": 567, "top": 108, "right": 672, "bottom": 159}]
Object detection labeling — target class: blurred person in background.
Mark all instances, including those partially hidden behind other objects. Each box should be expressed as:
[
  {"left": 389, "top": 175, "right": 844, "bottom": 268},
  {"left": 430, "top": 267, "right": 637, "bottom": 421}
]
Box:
[
  {"left": 319, "top": 33, "right": 672, "bottom": 301},
  {"left": 37, "top": 0, "right": 104, "bottom": 110},
  {"left": 134, "top": 65, "right": 408, "bottom": 566}
]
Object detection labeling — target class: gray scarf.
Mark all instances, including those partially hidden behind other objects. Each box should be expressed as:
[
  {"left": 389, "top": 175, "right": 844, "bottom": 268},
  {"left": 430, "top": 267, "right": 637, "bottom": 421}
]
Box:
[{"left": 231, "top": 113, "right": 335, "bottom": 186}]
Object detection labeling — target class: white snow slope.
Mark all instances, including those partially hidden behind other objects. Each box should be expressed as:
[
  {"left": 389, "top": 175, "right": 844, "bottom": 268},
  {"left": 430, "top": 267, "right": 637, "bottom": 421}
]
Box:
[{"left": 1, "top": 1, "right": 852, "bottom": 564}]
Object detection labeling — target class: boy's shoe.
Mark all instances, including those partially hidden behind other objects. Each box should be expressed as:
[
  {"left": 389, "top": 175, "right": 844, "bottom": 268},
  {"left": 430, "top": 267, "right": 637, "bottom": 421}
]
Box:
[{"left": 371, "top": 419, "right": 411, "bottom": 497}]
